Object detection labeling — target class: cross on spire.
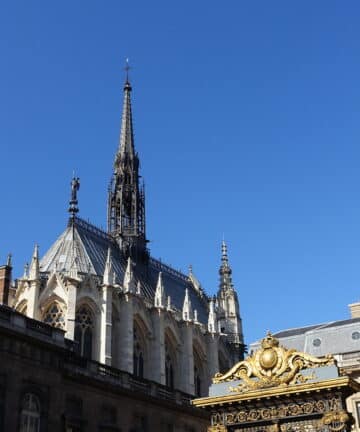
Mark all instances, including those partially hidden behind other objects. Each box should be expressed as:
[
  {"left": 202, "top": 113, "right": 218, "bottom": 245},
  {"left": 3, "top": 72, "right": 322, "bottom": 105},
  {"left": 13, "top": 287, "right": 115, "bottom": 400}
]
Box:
[{"left": 124, "top": 58, "right": 131, "bottom": 86}]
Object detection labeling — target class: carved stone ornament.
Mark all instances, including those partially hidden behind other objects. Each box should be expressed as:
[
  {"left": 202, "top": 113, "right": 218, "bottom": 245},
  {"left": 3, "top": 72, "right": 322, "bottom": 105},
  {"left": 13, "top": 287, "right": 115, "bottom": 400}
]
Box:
[{"left": 213, "top": 332, "right": 334, "bottom": 393}]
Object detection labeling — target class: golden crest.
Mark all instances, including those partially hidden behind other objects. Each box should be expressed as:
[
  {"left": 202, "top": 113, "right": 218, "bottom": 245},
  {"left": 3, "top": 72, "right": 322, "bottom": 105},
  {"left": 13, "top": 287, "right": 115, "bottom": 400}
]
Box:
[
  {"left": 319, "top": 410, "right": 350, "bottom": 432},
  {"left": 213, "top": 332, "right": 334, "bottom": 393}
]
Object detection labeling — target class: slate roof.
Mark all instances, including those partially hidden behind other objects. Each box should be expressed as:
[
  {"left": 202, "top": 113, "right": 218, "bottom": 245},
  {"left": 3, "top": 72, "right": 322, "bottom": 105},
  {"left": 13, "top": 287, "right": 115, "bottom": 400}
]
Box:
[
  {"left": 250, "top": 318, "right": 360, "bottom": 357},
  {"left": 40, "top": 217, "right": 209, "bottom": 323}
]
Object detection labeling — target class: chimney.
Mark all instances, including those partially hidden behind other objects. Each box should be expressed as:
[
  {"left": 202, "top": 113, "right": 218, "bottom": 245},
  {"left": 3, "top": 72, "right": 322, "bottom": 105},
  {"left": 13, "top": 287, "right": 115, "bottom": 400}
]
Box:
[
  {"left": 0, "top": 254, "right": 12, "bottom": 305},
  {"left": 349, "top": 302, "right": 360, "bottom": 319}
]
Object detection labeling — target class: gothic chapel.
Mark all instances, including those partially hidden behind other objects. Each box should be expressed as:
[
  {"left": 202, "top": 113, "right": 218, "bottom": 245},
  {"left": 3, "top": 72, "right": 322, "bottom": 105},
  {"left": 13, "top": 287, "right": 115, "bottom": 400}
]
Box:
[{"left": 10, "top": 75, "right": 244, "bottom": 397}]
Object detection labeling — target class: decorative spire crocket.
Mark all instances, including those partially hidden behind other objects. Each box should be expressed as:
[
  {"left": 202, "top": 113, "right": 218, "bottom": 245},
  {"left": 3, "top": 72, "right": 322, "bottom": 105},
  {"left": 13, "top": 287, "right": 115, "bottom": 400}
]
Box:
[{"left": 107, "top": 61, "right": 148, "bottom": 263}]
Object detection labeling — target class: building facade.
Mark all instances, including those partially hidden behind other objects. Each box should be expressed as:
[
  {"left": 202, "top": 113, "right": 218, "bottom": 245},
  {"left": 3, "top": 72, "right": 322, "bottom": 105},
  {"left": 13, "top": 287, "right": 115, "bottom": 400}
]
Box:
[
  {"left": 193, "top": 332, "right": 359, "bottom": 432},
  {"left": 0, "top": 303, "right": 209, "bottom": 432},
  {"left": 2, "top": 76, "right": 244, "bottom": 401},
  {"left": 249, "top": 303, "right": 360, "bottom": 431}
]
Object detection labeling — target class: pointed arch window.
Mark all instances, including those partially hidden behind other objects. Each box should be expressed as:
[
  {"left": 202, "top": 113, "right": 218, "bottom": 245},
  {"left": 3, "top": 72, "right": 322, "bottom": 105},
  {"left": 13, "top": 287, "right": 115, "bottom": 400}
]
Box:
[
  {"left": 43, "top": 303, "right": 65, "bottom": 329},
  {"left": 19, "top": 393, "right": 40, "bottom": 432},
  {"left": 133, "top": 326, "right": 144, "bottom": 378},
  {"left": 75, "top": 305, "right": 94, "bottom": 359},
  {"left": 165, "top": 343, "right": 174, "bottom": 389}
]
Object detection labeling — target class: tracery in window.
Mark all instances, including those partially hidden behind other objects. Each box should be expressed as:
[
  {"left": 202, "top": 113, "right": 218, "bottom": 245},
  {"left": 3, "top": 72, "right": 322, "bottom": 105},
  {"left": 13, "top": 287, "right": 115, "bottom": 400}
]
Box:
[
  {"left": 43, "top": 303, "right": 65, "bottom": 329},
  {"left": 19, "top": 393, "right": 40, "bottom": 432},
  {"left": 133, "top": 326, "right": 144, "bottom": 378},
  {"left": 74, "top": 305, "right": 94, "bottom": 359}
]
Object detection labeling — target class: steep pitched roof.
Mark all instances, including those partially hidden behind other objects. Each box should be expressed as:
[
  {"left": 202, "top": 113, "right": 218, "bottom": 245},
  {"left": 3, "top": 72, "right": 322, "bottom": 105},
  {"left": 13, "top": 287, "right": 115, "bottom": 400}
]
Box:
[{"left": 40, "top": 217, "right": 209, "bottom": 323}]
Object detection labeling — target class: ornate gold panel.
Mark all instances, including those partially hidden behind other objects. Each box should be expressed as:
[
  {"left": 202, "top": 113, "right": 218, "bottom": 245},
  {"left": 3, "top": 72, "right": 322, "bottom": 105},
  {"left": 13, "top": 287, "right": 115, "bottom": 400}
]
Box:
[{"left": 213, "top": 332, "right": 333, "bottom": 393}]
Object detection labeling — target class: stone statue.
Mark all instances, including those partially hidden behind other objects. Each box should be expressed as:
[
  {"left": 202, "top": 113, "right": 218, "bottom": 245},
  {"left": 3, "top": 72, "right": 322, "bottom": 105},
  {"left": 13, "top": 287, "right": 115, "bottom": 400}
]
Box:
[{"left": 69, "top": 176, "right": 80, "bottom": 215}]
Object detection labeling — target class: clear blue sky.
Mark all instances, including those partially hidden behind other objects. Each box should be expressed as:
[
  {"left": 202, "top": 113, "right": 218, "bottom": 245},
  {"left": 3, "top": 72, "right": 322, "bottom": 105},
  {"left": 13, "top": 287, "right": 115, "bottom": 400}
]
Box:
[{"left": 1, "top": 1, "right": 360, "bottom": 345}]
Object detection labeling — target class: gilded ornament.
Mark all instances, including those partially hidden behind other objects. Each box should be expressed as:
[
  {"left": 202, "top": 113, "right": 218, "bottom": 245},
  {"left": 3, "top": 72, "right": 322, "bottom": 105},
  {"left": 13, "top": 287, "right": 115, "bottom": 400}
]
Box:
[
  {"left": 213, "top": 332, "right": 333, "bottom": 394},
  {"left": 260, "top": 347, "right": 278, "bottom": 369},
  {"left": 208, "top": 426, "right": 227, "bottom": 432},
  {"left": 319, "top": 410, "right": 350, "bottom": 432}
]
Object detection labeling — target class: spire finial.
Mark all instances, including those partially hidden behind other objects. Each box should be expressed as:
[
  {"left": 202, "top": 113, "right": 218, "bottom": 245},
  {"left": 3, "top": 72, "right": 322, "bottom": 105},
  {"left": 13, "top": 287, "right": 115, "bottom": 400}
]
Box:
[
  {"left": 154, "top": 271, "right": 166, "bottom": 308},
  {"left": 123, "top": 256, "right": 136, "bottom": 293},
  {"left": 222, "top": 239, "right": 227, "bottom": 258},
  {"left": 68, "top": 175, "right": 80, "bottom": 217},
  {"left": 219, "top": 239, "right": 233, "bottom": 285},
  {"left": 103, "top": 247, "right": 114, "bottom": 286},
  {"left": 124, "top": 58, "right": 132, "bottom": 89},
  {"left": 188, "top": 264, "right": 193, "bottom": 276},
  {"left": 6, "top": 253, "right": 12, "bottom": 267},
  {"left": 23, "top": 262, "right": 29, "bottom": 279},
  {"left": 29, "top": 244, "right": 40, "bottom": 280},
  {"left": 182, "top": 288, "right": 193, "bottom": 321}
]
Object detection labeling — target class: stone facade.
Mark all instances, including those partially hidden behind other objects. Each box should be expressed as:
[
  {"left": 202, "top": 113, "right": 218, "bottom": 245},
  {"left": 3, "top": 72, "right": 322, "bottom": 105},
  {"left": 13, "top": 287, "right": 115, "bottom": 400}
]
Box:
[{"left": 0, "top": 304, "right": 209, "bottom": 432}]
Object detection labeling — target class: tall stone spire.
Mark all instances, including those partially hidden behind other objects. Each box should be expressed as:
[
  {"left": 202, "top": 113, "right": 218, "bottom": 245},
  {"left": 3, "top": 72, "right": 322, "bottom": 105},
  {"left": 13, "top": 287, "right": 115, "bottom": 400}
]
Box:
[
  {"left": 219, "top": 240, "right": 233, "bottom": 291},
  {"left": 116, "top": 69, "right": 135, "bottom": 164},
  {"left": 107, "top": 65, "right": 147, "bottom": 263},
  {"left": 217, "top": 240, "right": 245, "bottom": 361}
]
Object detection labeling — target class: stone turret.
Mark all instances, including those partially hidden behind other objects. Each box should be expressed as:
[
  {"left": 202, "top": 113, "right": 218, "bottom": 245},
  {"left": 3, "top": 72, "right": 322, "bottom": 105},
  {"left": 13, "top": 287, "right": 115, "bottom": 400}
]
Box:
[{"left": 217, "top": 240, "right": 245, "bottom": 360}]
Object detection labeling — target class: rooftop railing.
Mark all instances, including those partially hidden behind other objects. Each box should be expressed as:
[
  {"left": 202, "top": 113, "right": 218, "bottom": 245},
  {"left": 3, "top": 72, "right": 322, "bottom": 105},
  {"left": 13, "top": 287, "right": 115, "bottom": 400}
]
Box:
[{"left": 64, "top": 354, "right": 192, "bottom": 406}]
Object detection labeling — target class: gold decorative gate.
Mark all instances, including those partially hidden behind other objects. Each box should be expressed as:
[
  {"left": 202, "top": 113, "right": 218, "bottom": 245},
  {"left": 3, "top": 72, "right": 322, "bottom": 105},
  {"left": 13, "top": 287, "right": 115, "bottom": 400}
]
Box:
[{"left": 193, "top": 333, "right": 359, "bottom": 432}]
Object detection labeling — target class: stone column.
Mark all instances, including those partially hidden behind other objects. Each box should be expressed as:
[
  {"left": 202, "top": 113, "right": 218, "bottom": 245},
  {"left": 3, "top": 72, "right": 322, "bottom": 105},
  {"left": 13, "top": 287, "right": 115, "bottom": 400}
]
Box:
[
  {"left": 27, "top": 279, "right": 40, "bottom": 319},
  {"left": 100, "top": 284, "right": 113, "bottom": 365},
  {"left": 150, "top": 309, "right": 165, "bottom": 384},
  {"left": 118, "top": 294, "right": 134, "bottom": 373},
  {"left": 65, "top": 279, "right": 78, "bottom": 340},
  {"left": 180, "top": 322, "right": 194, "bottom": 394},
  {"left": 206, "top": 334, "right": 219, "bottom": 391}
]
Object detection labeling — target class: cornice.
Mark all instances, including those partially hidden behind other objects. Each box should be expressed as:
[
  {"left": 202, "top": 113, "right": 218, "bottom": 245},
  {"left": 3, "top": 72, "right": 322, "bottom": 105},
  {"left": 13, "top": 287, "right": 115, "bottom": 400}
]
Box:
[{"left": 192, "top": 376, "right": 360, "bottom": 408}]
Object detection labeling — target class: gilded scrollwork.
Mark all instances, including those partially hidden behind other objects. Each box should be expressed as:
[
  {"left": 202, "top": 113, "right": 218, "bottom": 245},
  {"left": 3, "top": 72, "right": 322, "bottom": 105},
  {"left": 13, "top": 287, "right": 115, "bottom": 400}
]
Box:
[
  {"left": 213, "top": 332, "right": 333, "bottom": 393},
  {"left": 211, "top": 397, "right": 341, "bottom": 427},
  {"left": 208, "top": 426, "right": 227, "bottom": 432},
  {"left": 319, "top": 410, "right": 350, "bottom": 432}
]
